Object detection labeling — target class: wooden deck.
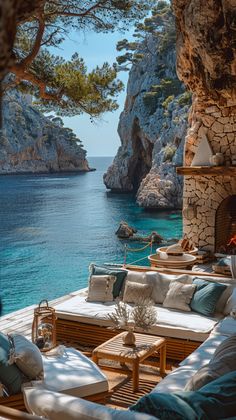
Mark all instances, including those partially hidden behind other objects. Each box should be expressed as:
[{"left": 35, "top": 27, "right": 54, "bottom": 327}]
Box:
[{"left": 0, "top": 290, "right": 174, "bottom": 413}]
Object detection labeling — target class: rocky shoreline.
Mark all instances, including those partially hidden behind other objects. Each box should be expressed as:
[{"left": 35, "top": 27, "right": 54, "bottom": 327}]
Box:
[{"left": 0, "top": 91, "right": 90, "bottom": 175}]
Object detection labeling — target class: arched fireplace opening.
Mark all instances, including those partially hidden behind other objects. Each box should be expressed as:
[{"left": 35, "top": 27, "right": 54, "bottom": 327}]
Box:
[{"left": 215, "top": 195, "right": 236, "bottom": 254}]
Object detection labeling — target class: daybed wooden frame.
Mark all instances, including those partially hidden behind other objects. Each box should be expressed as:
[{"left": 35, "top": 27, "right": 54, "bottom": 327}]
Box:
[{"left": 56, "top": 318, "right": 200, "bottom": 362}]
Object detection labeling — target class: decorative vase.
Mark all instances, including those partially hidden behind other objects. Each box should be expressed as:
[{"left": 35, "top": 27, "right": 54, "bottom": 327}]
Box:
[
  {"left": 209, "top": 153, "right": 224, "bottom": 166},
  {"left": 122, "top": 329, "right": 136, "bottom": 346}
]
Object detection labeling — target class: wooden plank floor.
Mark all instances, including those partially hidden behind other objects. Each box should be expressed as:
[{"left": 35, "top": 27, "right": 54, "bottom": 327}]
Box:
[{"left": 0, "top": 290, "right": 175, "bottom": 410}]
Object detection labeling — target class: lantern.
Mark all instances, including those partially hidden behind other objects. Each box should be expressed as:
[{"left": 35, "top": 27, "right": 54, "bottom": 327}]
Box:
[{"left": 32, "top": 300, "right": 56, "bottom": 352}]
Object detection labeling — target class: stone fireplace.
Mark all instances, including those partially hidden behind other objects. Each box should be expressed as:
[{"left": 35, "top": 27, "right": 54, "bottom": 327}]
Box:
[{"left": 177, "top": 99, "right": 236, "bottom": 253}]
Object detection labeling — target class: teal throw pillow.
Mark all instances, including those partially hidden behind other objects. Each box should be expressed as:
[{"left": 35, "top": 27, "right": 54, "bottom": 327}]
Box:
[
  {"left": 190, "top": 279, "right": 226, "bottom": 316},
  {"left": 130, "top": 370, "right": 236, "bottom": 420},
  {"left": 90, "top": 264, "right": 127, "bottom": 299},
  {"left": 0, "top": 332, "right": 23, "bottom": 395}
]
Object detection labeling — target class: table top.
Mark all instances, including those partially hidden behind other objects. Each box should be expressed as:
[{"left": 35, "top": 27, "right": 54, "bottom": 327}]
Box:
[{"left": 93, "top": 332, "right": 166, "bottom": 361}]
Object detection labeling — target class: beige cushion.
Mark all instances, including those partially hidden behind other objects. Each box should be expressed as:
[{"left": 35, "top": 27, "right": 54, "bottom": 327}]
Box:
[
  {"left": 224, "top": 287, "right": 236, "bottom": 315},
  {"left": 146, "top": 272, "right": 192, "bottom": 304},
  {"left": 87, "top": 275, "right": 115, "bottom": 302},
  {"left": 123, "top": 281, "right": 152, "bottom": 304},
  {"left": 185, "top": 335, "right": 236, "bottom": 391},
  {"left": 215, "top": 284, "right": 235, "bottom": 313},
  {"left": 163, "top": 282, "right": 196, "bottom": 312},
  {"left": 8, "top": 334, "right": 43, "bottom": 380}
]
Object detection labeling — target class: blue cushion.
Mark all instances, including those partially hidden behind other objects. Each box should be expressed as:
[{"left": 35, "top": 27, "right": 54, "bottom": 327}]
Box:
[
  {"left": 0, "top": 332, "right": 23, "bottom": 395},
  {"left": 89, "top": 264, "right": 127, "bottom": 299},
  {"left": 190, "top": 279, "right": 226, "bottom": 316},
  {"left": 130, "top": 370, "right": 236, "bottom": 420}
]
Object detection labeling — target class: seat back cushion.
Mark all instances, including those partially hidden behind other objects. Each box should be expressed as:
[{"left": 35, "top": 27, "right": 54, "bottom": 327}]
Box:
[
  {"left": 146, "top": 272, "right": 191, "bottom": 304},
  {"left": 8, "top": 333, "right": 43, "bottom": 380},
  {"left": 163, "top": 282, "right": 196, "bottom": 312},
  {"left": 185, "top": 335, "right": 236, "bottom": 391},
  {"left": 190, "top": 278, "right": 226, "bottom": 316},
  {"left": 123, "top": 281, "right": 153, "bottom": 304},
  {"left": 224, "top": 287, "right": 236, "bottom": 315},
  {"left": 89, "top": 264, "right": 127, "bottom": 299},
  {"left": 130, "top": 370, "right": 236, "bottom": 420},
  {"left": 0, "top": 332, "right": 23, "bottom": 395},
  {"left": 87, "top": 275, "right": 116, "bottom": 302}
]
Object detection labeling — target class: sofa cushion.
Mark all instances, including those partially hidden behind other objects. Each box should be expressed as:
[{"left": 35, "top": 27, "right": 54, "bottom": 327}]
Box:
[
  {"left": 55, "top": 293, "right": 220, "bottom": 342},
  {"left": 89, "top": 264, "right": 127, "bottom": 299},
  {"left": 8, "top": 333, "right": 43, "bottom": 380},
  {"left": 190, "top": 279, "right": 226, "bottom": 316},
  {"left": 123, "top": 281, "right": 153, "bottom": 304},
  {"left": 146, "top": 272, "right": 191, "bottom": 304},
  {"left": 87, "top": 275, "right": 115, "bottom": 302},
  {"left": 24, "top": 389, "right": 156, "bottom": 420},
  {"left": 224, "top": 287, "right": 236, "bottom": 315},
  {"left": 41, "top": 347, "right": 108, "bottom": 397},
  {"left": 163, "top": 282, "right": 196, "bottom": 312},
  {"left": 185, "top": 334, "right": 236, "bottom": 391},
  {"left": 131, "top": 370, "right": 236, "bottom": 420},
  {"left": 0, "top": 332, "right": 23, "bottom": 395}
]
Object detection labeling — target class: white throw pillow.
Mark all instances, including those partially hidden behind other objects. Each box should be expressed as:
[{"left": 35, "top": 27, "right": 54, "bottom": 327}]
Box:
[
  {"left": 8, "top": 334, "right": 43, "bottom": 380},
  {"left": 224, "top": 287, "right": 236, "bottom": 315},
  {"left": 125, "top": 271, "right": 147, "bottom": 284},
  {"left": 146, "top": 272, "right": 192, "bottom": 304},
  {"left": 87, "top": 275, "right": 115, "bottom": 302},
  {"left": 123, "top": 281, "right": 153, "bottom": 304},
  {"left": 163, "top": 281, "right": 196, "bottom": 312},
  {"left": 215, "top": 284, "right": 235, "bottom": 313}
]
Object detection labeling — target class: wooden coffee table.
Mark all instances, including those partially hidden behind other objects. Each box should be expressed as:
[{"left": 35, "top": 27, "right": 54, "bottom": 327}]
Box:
[{"left": 92, "top": 332, "right": 166, "bottom": 392}]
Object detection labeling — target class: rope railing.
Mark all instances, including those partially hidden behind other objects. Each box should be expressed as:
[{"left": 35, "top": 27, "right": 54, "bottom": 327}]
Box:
[{"left": 124, "top": 240, "right": 153, "bottom": 266}]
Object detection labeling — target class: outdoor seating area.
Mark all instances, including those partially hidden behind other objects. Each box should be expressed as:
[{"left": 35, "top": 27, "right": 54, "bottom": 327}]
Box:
[{"left": 1, "top": 266, "right": 236, "bottom": 419}]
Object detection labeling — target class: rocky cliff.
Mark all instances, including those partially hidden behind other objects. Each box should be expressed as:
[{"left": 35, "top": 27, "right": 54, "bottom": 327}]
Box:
[
  {"left": 0, "top": 91, "right": 90, "bottom": 174},
  {"left": 104, "top": 32, "right": 191, "bottom": 209}
]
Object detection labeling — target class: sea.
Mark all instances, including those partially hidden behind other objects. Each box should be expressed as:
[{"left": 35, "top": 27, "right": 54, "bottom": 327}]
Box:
[{"left": 0, "top": 157, "right": 182, "bottom": 315}]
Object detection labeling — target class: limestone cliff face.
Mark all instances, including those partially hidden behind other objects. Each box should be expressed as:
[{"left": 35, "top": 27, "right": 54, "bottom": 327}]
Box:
[
  {"left": 0, "top": 91, "right": 90, "bottom": 174},
  {"left": 104, "top": 36, "right": 190, "bottom": 209}
]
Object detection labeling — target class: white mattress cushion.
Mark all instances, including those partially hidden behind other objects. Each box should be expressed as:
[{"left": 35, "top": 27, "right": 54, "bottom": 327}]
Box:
[
  {"left": 152, "top": 334, "right": 228, "bottom": 394},
  {"left": 55, "top": 294, "right": 220, "bottom": 341},
  {"left": 212, "top": 316, "right": 236, "bottom": 336},
  {"left": 24, "top": 388, "right": 157, "bottom": 420},
  {"left": 41, "top": 347, "right": 108, "bottom": 397}
]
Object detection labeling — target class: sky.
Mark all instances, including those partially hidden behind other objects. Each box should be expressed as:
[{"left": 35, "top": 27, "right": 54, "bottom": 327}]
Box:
[{"left": 52, "top": 30, "right": 132, "bottom": 157}]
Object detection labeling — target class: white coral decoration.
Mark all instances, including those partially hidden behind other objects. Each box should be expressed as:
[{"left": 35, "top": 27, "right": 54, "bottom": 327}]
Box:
[
  {"left": 132, "top": 298, "right": 157, "bottom": 331},
  {"left": 108, "top": 298, "right": 157, "bottom": 332},
  {"left": 107, "top": 301, "right": 131, "bottom": 329}
]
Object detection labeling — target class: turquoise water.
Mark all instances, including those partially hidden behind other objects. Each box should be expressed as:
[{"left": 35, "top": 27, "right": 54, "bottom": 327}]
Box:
[{"left": 0, "top": 157, "right": 182, "bottom": 315}]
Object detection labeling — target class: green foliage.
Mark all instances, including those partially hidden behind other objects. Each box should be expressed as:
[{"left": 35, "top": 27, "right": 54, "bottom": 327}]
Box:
[
  {"left": 143, "top": 91, "right": 159, "bottom": 114},
  {"left": 177, "top": 91, "right": 192, "bottom": 107},
  {"left": 162, "top": 95, "right": 174, "bottom": 109},
  {"left": 163, "top": 145, "right": 177, "bottom": 162},
  {"left": 7, "top": 0, "right": 155, "bottom": 117},
  {"left": 116, "top": 1, "right": 176, "bottom": 69}
]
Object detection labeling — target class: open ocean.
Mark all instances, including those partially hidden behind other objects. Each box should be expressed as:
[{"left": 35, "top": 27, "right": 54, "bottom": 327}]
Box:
[{"left": 0, "top": 157, "right": 182, "bottom": 315}]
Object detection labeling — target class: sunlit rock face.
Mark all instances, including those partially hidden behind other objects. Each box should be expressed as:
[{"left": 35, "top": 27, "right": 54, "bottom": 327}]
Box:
[
  {"left": 0, "top": 91, "right": 90, "bottom": 174},
  {"left": 172, "top": 0, "right": 236, "bottom": 251},
  {"left": 104, "top": 35, "right": 189, "bottom": 209},
  {"left": 172, "top": 0, "right": 236, "bottom": 103}
]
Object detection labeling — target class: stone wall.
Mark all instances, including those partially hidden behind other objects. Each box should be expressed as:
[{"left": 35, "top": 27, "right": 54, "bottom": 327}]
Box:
[{"left": 183, "top": 97, "right": 236, "bottom": 251}]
